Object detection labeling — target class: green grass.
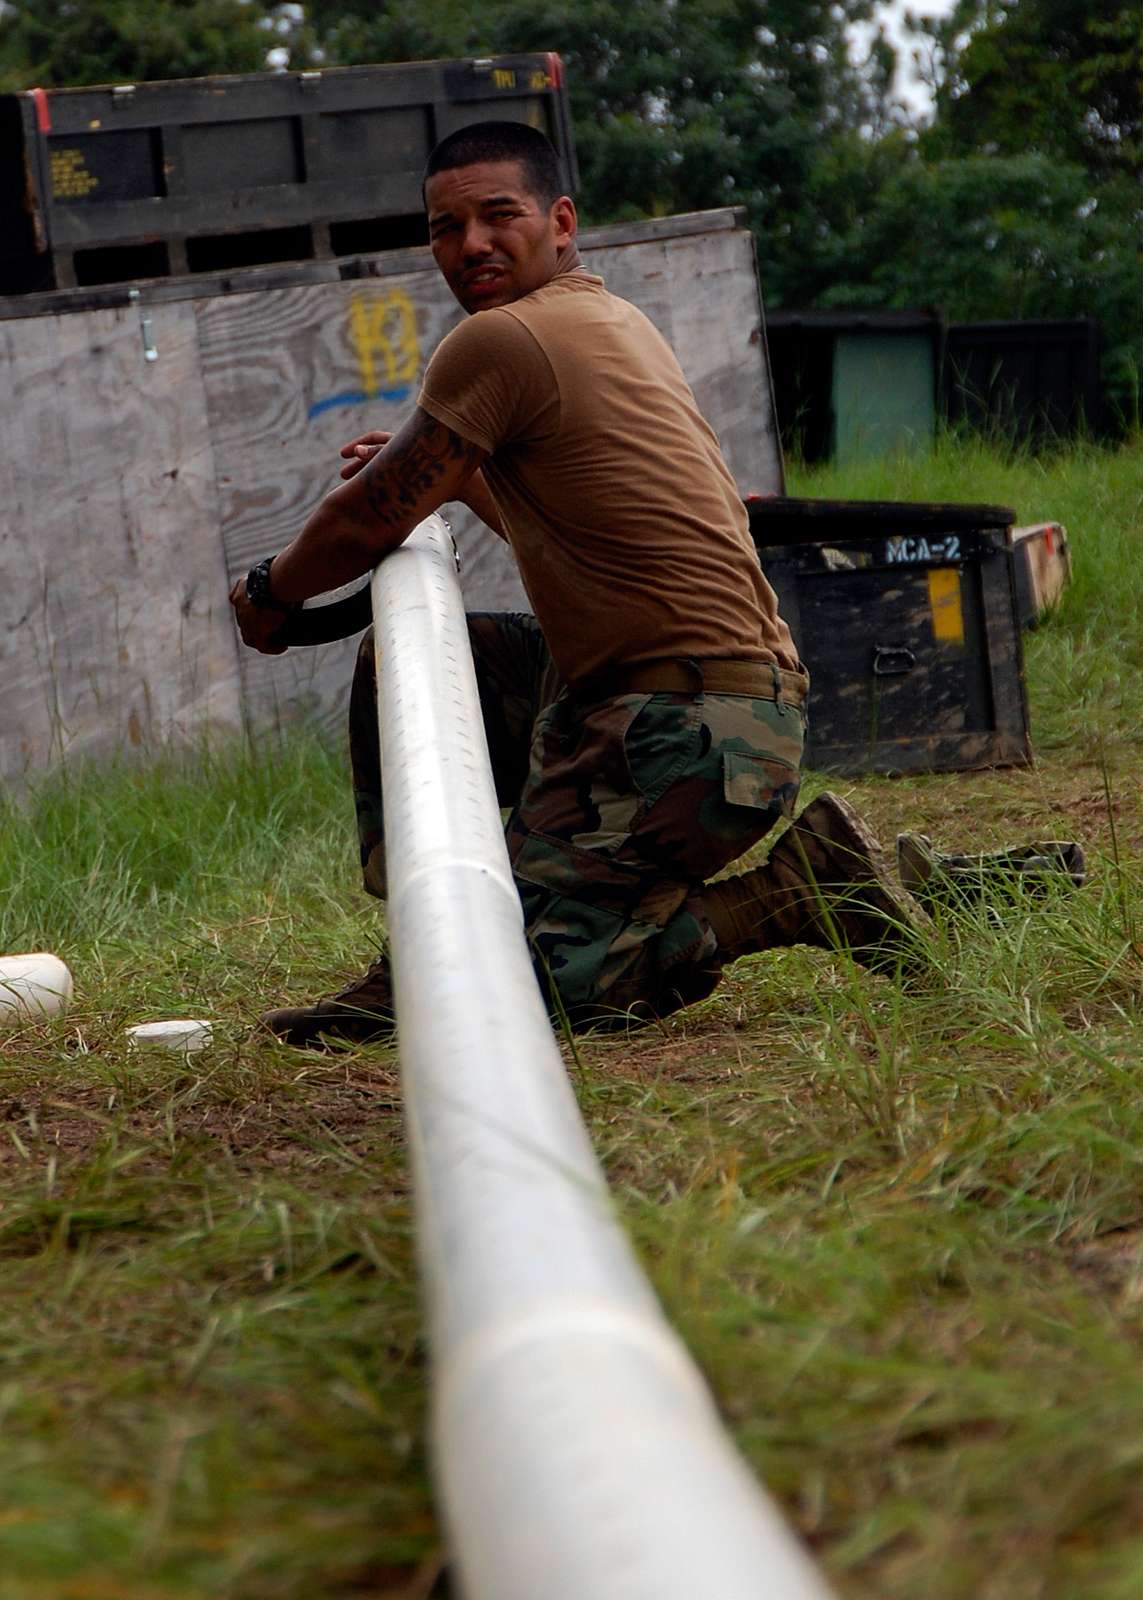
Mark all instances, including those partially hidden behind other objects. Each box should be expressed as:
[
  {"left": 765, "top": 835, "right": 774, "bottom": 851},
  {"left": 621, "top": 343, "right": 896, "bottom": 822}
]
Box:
[{"left": 3, "top": 433, "right": 1143, "bottom": 1597}]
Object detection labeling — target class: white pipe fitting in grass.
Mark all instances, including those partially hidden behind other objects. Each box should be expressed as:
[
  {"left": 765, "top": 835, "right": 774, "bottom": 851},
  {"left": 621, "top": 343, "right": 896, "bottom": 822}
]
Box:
[
  {"left": 373, "top": 516, "right": 835, "bottom": 1600},
  {"left": 0, "top": 953, "right": 73, "bottom": 1023},
  {"left": 125, "top": 1019, "right": 213, "bottom": 1055}
]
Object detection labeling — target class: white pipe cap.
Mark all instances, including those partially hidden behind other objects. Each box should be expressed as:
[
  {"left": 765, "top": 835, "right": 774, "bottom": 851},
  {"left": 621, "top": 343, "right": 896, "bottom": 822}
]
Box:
[{"left": 126, "top": 1019, "right": 213, "bottom": 1054}]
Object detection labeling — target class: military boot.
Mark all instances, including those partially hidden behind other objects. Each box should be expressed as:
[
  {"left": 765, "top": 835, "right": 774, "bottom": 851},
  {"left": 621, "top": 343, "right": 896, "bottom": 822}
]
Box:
[
  {"left": 261, "top": 952, "right": 395, "bottom": 1049},
  {"left": 897, "top": 833, "right": 1086, "bottom": 911},
  {"left": 704, "top": 792, "right": 929, "bottom": 972}
]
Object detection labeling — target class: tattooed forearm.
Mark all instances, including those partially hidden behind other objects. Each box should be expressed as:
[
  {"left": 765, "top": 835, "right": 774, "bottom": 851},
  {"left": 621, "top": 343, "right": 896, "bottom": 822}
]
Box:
[
  {"left": 361, "top": 413, "right": 484, "bottom": 530},
  {"left": 264, "top": 407, "right": 488, "bottom": 604}
]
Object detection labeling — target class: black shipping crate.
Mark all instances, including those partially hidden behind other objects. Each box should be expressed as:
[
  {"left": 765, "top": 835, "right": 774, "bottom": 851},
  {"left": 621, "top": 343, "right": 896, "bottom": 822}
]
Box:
[
  {"left": 944, "top": 319, "right": 1103, "bottom": 445},
  {"left": 0, "top": 55, "right": 577, "bottom": 294},
  {"left": 748, "top": 497, "right": 1031, "bottom": 775}
]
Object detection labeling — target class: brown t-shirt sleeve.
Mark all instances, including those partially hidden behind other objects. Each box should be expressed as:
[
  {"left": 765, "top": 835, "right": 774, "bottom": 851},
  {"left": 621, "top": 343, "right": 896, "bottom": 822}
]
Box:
[{"left": 417, "top": 309, "right": 560, "bottom": 454}]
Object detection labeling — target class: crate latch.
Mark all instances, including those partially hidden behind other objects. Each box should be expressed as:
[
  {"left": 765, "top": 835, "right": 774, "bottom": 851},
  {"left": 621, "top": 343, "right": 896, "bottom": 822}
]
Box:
[
  {"left": 127, "top": 288, "right": 158, "bottom": 363},
  {"left": 872, "top": 644, "right": 916, "bottom": 677}
]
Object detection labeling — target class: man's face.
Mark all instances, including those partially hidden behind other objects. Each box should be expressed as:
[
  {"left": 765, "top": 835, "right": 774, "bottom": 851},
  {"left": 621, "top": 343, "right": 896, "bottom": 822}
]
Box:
[{"left": 425, "top": 159, "right": 576, "bottom": 314}]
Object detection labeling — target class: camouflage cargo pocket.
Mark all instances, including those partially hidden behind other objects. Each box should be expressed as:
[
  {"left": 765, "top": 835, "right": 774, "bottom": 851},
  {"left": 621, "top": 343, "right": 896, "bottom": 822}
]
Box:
[
  {"left": 620, "top": 694, "right": 703, "bottom": 808},
  {"left": 722, "top": 749, "right": 801, "bottom": 819}
]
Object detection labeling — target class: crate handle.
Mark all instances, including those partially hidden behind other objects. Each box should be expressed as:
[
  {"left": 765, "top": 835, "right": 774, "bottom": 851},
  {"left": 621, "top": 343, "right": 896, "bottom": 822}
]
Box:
[{"left": 872, "top": 644, "right": 916, "bottom": 677}]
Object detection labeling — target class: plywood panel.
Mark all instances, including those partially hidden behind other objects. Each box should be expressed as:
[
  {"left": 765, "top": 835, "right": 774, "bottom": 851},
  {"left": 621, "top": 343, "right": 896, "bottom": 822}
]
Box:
[
  {"left": 1, "top": 211, "right": 783, "bottom": 776},
  {"left": 0, "top": 300, "right": 240, "bottom": 780},
  {"left": 197, "top": 269, "right": 475, "bottom": 737},
  {"left": 198, "top": 267, "right": 537, "bottom": 738},
  {"left": 663, "top": 231, "right": 783, "bottom": 495},
  {"left": 588, "top": 227, "right": 782, "bottom": 495},
  {"left": 586, "top": 237, "right": 675, "bottom": 343}
]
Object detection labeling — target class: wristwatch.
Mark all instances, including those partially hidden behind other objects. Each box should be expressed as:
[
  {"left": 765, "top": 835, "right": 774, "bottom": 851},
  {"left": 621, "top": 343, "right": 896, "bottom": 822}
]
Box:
[{"left": 244, "top": 556, "right": 291, "bottom": 610}]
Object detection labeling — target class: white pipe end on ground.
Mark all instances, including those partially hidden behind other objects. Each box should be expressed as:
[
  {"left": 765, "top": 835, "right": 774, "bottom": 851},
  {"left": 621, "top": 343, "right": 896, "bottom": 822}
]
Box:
[{"left": 0, "top": 953, "right": 74, "bottom": 1022}]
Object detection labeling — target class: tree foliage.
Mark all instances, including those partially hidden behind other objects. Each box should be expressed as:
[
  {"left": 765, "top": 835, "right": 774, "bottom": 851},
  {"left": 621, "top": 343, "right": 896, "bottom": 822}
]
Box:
[
  {"left": 891, "top": 0, "right": 1143, "bottom": 415},
  {"left": 0, "top": 0, "right": 291, "bottom": 89},
  {"left": 304, "top": 0, "right": 888, "bottom": 231},
  {"left": 928, "top": 0, "right": 1143, "bottom": 183},
  {"left": 814, "top": 152, "right": 1139, "bottom": 320}
]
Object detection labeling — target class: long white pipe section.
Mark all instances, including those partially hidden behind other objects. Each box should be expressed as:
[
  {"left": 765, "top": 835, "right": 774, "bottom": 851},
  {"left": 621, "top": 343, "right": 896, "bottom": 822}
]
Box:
[{"left": 373, "top": 515, "right": 835, "bottom": 1600}]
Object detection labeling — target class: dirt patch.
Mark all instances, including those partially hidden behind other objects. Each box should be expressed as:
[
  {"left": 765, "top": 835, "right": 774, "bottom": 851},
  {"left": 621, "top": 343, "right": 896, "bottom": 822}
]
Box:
[
  {"left": 0, "top": 1051, "right": 407, "bottom": 1187},
  {"left": 1067, "top": 1226, "right": 1143, "bottom": 1300}
]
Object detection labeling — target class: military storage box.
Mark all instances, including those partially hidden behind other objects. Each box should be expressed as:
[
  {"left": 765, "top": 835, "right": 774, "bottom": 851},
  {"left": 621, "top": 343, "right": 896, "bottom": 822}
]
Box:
[
  {"left": 0, "top": 54, "right": 576, "bottom": 294},
  {"left": 749, "top": 497, "right": 1031, "bottom": 776}
]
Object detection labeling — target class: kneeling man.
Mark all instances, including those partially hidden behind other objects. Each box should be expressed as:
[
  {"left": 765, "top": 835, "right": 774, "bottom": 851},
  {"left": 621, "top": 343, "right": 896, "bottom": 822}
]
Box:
[{"left": 231, "top": 121, "right": 919, "bottom": 1045}]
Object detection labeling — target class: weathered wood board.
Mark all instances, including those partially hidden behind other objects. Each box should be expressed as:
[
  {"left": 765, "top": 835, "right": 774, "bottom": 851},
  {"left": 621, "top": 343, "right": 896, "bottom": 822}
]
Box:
[
  {"left": 587, "top": 227, "right": 780, "bottom": 496},
  {"left": 1011, "top": 521, "right": 1071, "bottom": 627},
  {"left": 197, "top": 268, "right": 468, "bottom": 740},
  {"left": 1, "top": 300, "right": 240, "bottom": 780},
  {"left": 2, "top": 209, "right": 782, "bottom": 776}
]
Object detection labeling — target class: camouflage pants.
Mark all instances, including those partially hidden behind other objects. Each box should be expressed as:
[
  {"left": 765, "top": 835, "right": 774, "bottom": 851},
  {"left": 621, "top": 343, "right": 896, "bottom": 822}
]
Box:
[{"left": 349, "top": 614, "right": 804, "bottom": 1030}]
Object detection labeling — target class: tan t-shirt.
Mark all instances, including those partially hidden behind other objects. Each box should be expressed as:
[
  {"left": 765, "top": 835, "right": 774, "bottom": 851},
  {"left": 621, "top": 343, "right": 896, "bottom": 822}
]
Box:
[{"left": 418, "top": 270, "right": 798, "bottom": 683}]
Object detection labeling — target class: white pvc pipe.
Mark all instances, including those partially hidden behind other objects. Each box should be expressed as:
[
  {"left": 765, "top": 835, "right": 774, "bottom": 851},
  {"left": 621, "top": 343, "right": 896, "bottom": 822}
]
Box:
[
  {"left": 0, "top": 953, "right": 73, "bottom": 1022},
  {"left": 374, "top": 515, "right": 834, "bottom": 1600}
]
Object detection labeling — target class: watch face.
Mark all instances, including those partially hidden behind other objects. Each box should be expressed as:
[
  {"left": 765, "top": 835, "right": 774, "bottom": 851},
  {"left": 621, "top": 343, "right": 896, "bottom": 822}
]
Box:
[{"left": 247, "top": 559, "right": 274, "bottom": 607}]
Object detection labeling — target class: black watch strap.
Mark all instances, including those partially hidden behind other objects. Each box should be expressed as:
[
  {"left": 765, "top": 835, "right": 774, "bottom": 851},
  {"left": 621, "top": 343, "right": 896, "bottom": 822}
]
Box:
[{"left": 245, "top": 556, "right": 290, "bottom": 610}]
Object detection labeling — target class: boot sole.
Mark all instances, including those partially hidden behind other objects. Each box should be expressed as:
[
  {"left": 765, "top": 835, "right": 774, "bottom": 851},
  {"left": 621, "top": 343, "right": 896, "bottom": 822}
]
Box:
[{"left": 788, "top": 794, "right": 930, "bottom": 967}]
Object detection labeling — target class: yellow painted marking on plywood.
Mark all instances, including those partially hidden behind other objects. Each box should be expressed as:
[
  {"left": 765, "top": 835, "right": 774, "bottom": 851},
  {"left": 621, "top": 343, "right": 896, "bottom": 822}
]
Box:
[
  {"left": 348, "top": 288, "right": 419, "bottom": 398},
  {"left": 928, "top": 566, "right": 964, "bottom": 645}
]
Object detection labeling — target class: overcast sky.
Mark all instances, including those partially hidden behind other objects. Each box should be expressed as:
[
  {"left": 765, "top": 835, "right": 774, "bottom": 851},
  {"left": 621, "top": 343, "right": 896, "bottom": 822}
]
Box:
[{"left": 851, "top": 0, "right": 961, "bottom": 119}]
